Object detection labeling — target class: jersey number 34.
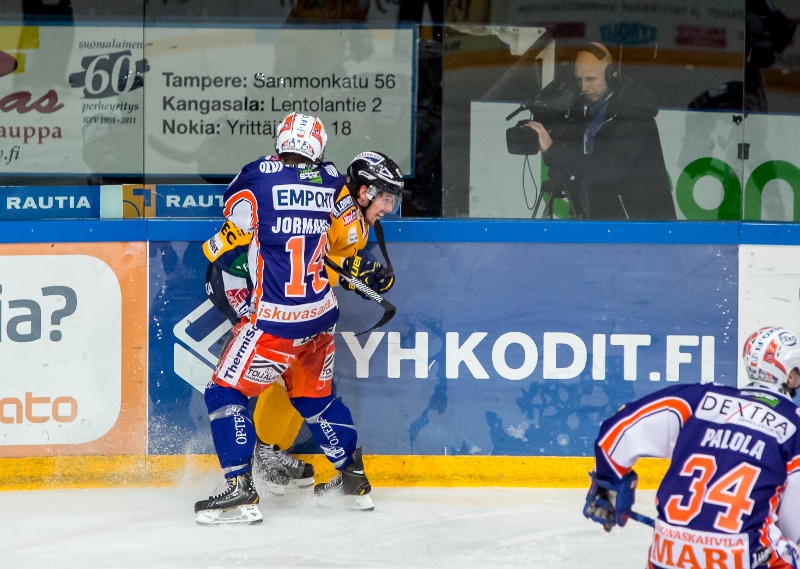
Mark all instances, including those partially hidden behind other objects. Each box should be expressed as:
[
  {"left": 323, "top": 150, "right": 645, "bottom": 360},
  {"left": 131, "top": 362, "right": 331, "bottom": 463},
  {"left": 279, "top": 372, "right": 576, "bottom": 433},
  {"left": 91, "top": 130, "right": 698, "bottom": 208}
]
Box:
[{"left": 664, "top": 453, "right": 761, "bottom": 533}]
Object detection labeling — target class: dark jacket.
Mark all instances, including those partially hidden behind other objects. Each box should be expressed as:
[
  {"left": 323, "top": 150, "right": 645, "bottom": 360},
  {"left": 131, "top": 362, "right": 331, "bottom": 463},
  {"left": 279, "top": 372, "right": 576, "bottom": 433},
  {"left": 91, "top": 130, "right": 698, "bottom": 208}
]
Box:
[{"left": 543, "top": 76, "right": 677, "bottom": 220}]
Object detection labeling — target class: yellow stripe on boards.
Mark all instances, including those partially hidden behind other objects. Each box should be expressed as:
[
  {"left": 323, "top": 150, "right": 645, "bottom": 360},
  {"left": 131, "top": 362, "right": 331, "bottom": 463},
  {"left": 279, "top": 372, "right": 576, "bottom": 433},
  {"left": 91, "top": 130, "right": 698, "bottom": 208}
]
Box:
[
  {"left": 304, "top": 455, "right": 670, "bottom": 489},
  {"left": 0, "top": 455, "right": 670, "bottom": 491},
  {"left": 0, "top": 455, "right": 216, "bottom": 491}
]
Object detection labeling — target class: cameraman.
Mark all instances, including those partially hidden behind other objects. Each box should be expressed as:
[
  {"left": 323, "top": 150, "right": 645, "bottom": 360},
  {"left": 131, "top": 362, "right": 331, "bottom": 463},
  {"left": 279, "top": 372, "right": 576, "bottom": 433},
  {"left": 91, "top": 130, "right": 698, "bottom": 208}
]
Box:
[{"left": 526, "top": 43, "right": 676, "bottom": 220}]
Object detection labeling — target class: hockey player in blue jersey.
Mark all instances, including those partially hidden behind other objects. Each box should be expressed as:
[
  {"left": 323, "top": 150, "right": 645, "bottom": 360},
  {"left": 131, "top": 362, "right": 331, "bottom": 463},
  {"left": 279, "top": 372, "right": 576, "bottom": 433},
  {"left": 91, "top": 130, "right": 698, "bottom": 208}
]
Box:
[
  {"left": 584, "top": 326, "right": 800, "bottom": 569},
  {"left": 194, "top": 112, "right": 374, "bottom": 525}
]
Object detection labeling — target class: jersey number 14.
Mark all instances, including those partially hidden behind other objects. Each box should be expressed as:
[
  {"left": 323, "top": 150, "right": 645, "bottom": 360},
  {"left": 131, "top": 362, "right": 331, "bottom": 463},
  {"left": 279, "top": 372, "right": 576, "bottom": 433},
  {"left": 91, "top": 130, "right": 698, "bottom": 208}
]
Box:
[{"left": 284, "top": 234, "right": 328, "bottom": 297}]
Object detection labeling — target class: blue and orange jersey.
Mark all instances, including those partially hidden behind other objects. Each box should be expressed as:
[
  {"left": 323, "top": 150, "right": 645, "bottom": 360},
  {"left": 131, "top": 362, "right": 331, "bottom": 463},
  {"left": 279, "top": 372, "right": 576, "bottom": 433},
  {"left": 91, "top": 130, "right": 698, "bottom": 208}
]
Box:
[
  {"left": 204, "top": 175, "right": 370, "bottom": 291},
  {"left": 221, "top": 156, "right": 345, "bottom": 339},
  {"left": 595, "top": 382, "right": 800, "bottom": 568}
]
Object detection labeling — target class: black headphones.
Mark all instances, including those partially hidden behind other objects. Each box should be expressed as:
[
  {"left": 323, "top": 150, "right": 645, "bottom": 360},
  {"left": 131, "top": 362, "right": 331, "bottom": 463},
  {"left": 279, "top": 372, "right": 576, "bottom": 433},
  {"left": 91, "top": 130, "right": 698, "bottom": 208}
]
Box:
[{"left": 576, "top": 44, "right": 620, "bottom": 89}]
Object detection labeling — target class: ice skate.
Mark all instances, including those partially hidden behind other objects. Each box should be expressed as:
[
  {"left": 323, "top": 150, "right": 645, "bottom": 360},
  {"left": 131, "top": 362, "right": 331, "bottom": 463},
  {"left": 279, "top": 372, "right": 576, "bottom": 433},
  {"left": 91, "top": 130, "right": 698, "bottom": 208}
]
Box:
[
  {"left": 194, "top": 471, "right": 263, "bottom": 525},
  {"left": 313, "top": 447, "right": 374, "bottom": 511},
  {"left": 254, "top": 440, "right": 315, "bottom": 495}
]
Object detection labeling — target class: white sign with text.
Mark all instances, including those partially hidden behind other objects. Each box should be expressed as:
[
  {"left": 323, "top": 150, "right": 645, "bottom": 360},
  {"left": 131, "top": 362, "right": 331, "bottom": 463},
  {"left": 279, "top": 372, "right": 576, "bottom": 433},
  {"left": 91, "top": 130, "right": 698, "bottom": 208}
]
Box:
[
  {"left": 0, "top": 25, "right": 414, "bottom": 176},
  {"left": 0, "top": 255, "right": 121, "bottom": 445}
]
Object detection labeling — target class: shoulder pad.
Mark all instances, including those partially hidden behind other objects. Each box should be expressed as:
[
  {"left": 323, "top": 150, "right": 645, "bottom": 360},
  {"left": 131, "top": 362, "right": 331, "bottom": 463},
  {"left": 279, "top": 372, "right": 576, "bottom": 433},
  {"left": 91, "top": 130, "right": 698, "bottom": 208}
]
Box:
[
  {"left": 203, "top": 220, "right": 252, "bottom": 262},
  {"left": 323, "top": 164, "right": 340, "bottom": 178},
  {"left": 332, "top": 194, "right": 355, "bottom": 218}
]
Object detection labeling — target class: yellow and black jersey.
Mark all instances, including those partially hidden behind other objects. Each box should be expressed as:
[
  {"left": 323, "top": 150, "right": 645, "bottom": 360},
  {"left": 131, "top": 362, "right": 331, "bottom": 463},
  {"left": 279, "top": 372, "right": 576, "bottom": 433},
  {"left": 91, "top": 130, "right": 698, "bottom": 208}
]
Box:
[
  {"left": 326, "top": 186, "right": 369, "bottom": 285},
  {"left": 201, "top": 220, "right": 252, "bottom": 278}
]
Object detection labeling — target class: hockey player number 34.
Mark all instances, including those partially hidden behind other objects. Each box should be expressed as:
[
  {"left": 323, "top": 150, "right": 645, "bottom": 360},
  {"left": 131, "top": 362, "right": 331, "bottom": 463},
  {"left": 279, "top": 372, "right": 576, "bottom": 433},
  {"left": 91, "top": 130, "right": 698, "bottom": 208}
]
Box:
[
  {"left": 285, "top": 234, "right": 329, "bottom": 297},
  {"left": 664, "top": 454, "right": 761, "bottom": 533}
]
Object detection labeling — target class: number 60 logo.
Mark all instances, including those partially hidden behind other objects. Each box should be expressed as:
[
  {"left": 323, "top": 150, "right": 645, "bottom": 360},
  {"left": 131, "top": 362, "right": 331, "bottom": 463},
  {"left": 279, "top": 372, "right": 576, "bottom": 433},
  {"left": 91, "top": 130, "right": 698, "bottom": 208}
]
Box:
[{"left": 68, "top": 50, "right": 149, "bottom": 99}]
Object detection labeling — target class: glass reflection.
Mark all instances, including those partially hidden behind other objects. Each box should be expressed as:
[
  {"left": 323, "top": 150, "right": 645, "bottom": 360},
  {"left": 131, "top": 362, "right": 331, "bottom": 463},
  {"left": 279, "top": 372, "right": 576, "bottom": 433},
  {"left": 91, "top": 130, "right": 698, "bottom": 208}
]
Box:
[{"left": 443, "top": 1, "right": 748, "bottom": 221}]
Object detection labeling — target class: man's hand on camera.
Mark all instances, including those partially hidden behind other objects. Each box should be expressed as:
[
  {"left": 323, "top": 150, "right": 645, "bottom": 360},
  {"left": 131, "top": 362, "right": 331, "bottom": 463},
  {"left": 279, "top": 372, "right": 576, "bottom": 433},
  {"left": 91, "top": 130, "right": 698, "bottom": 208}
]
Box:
[{"left": 524, "top": 122, "right": 553, "bottom": 152}]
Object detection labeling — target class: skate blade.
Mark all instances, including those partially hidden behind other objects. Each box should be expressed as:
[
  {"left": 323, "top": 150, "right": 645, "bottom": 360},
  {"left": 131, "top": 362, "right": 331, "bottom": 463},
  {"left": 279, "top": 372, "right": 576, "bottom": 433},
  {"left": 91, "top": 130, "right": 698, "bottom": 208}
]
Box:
[
  {"left": 265, "top": 477, "right": 315, "bottom": 496},
  {"left": 351, "top": 494, "right": 374, "bottom": 511},
  {"left": 195, "top": 504, "right": 263, "bottom": 525},
  {"left": 289, "top": 476, "right": 315, "bottom": 488},
  {"left": 315, "top": 492, "right": 374, "bottom": 512}
]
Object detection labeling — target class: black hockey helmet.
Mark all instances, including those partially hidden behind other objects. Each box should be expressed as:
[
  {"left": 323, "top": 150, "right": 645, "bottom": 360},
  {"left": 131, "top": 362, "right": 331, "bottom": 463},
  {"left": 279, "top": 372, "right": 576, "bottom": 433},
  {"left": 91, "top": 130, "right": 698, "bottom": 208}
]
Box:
[{"left": 346, "top": 151, "right": 404, "bottom": 213}]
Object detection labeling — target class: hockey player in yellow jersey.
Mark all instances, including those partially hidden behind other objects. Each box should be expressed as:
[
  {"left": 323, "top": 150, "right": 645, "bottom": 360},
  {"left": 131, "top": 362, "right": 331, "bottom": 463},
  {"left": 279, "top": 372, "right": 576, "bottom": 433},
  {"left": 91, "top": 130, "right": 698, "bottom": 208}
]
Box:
[{"left": 202, "top": 151, "right": 403, "bottom": 501}]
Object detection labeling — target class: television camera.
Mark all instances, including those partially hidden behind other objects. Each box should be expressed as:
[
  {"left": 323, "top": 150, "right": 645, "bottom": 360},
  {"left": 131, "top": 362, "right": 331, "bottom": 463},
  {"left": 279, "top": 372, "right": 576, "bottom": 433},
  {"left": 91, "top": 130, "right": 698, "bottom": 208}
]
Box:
[
  {"left": 505, "top": 80, "right": 577, "bottom": 156},
  {"left": 504, "top": 80, "right": 579, "bottom": 219}
]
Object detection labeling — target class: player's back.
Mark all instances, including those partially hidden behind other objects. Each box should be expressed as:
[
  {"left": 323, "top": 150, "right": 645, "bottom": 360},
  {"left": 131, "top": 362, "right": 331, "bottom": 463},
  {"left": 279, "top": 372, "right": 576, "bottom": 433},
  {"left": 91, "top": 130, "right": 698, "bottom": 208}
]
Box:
[
  {"left": 222, "top": 156, "right": 344, "bottom": 339},
  {"left": 652, "top": 383, "right": 800, "bottom": 569}
]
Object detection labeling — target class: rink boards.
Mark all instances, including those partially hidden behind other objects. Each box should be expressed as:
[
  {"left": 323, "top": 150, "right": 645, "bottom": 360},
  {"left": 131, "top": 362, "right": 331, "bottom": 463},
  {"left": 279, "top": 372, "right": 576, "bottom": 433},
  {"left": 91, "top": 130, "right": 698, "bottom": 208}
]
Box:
[{"left": 0, "top": 219, "right": 798, "bottom": 489}]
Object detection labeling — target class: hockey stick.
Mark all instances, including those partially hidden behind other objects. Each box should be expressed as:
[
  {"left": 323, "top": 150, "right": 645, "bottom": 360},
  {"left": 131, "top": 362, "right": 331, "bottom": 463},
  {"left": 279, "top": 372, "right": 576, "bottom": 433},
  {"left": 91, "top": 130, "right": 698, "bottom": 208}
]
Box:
[
  {"left": 324, "top": 257, "right": 396, "bottom": 336},
  {"left": 629, "top": 511, "right": 655, "bottom": 528},
  {"left": 372, "top": 219, "right": 394, "bottom": 275}
]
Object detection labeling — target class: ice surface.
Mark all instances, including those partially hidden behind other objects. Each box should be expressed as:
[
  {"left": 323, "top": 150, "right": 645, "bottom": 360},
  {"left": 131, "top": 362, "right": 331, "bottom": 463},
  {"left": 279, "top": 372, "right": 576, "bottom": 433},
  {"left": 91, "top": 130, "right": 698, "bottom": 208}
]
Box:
[{"left": 0, "top": 476, "right": 657, "bottom": 568}]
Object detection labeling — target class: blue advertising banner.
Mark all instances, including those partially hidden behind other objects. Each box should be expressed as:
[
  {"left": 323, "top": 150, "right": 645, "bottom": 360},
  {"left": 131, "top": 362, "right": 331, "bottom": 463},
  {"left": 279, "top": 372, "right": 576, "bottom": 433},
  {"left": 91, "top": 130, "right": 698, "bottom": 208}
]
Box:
[
  {"left": 149, "top": 241, "right": 218, "bottom": 455},
  {"left": 148, "top": 240, "right": 739, "bottom": 457},
  {"left": 0, "top": 186, "right": 101, "bottom": 220},
  {"left": 154, "top": 185, "right": 226, "bottom": 218}
]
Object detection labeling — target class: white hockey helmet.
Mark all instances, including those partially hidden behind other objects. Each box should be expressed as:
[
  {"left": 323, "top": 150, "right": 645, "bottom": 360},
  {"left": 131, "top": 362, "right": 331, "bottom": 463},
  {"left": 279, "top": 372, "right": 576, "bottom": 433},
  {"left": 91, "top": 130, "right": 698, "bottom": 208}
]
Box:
[
  {"left": 275, "top": 112, "right": 327, "bottom": 164},
  {"left": 742, "top": 326, "right": 800, "bottom": 388}
]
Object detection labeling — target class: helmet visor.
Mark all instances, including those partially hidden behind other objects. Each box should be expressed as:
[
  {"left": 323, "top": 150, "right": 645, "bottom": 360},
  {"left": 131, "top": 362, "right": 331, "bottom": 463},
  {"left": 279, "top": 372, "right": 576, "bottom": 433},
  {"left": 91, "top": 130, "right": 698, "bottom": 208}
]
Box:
[{"left": 371, "top": 187, "right": 402, "bottom": 215}]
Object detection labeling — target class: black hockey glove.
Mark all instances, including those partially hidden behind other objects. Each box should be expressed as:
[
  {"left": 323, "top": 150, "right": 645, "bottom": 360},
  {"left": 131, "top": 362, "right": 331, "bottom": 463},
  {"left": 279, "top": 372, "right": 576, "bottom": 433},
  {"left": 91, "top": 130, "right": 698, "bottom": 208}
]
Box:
[
  {"left": 583, "top": 470, "right": 638, "bottom": 532},
  {"left": 341, "top": 250, "right": 394, "bottom": 299}
]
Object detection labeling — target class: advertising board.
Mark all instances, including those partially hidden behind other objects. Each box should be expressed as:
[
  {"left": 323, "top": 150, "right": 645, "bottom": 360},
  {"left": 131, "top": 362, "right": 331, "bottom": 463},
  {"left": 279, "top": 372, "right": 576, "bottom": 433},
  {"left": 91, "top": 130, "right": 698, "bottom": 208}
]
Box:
[
  {"left": 0, "top": 186, "right": 100, "bottom": 220},
  {"left": 149, "top": 238, "right": 738, "bottom": 457},
  {"left": 0, "top": 241, "right": 147, "bottom": 456},
  {"left": 0, "top": 25, "right": 415, "bottom": 176},
  {"left": 506, "top": 0, "right": 743, "bottom": 55},
  {"left": 738, "top": 244, "right": 800, "bottom": 386}
]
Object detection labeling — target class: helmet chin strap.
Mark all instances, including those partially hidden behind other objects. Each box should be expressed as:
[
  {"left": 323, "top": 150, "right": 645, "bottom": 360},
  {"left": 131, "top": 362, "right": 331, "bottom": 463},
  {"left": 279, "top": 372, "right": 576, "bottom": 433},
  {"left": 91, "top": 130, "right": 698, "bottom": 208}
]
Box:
[
  {"left": 344, "top": 181, "right": 394, "bottom": 274},
  {"left": 346, "top": 182, "right": 372, "bottom": 216}
]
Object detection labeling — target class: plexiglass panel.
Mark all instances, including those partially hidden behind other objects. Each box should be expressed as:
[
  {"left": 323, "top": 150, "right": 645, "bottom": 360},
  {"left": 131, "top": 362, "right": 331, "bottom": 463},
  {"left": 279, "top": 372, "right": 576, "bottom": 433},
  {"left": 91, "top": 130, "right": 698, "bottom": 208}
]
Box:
[
  {"left": 4, "top": 1, "right": 797, "bottom": 221},
  {"left": 0, "top": 0, "right": 145, "bottom": 219},
  {"left": 742, "top": 0, "right": 800, "bottom": 222},
  {"left": 443, "top": 1, "right": 748, "bottom": 220}
]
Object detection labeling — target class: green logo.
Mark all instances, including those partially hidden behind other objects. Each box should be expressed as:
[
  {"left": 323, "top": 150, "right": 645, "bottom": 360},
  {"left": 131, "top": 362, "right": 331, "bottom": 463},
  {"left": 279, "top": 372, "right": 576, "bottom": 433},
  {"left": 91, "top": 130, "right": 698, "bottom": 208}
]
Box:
[
  {"left": 299, "top": 168, "right": 322, "bottom": 184},
  {"left": 743, "top": 391, "right": 780, "bottom": 408},
  {"left": 230, "top": 253, "right": 249, "bottom": 278}
]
